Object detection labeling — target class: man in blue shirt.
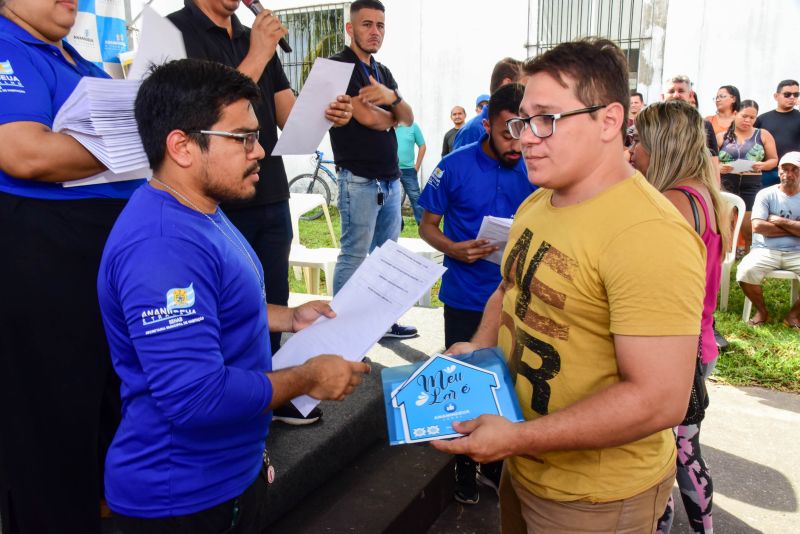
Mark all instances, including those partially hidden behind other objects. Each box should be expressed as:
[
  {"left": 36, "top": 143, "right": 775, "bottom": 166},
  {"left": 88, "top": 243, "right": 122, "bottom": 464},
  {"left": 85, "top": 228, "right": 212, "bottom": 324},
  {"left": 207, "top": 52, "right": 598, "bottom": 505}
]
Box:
[
  {"left": 418, "top": 83, "right": 536, "bottom": 505},
  {"left": 452, "top": 57, "right": 523, "bottom": 151},
  {"left": 99, "top": 59, "right": 369, "bottom": 531}
]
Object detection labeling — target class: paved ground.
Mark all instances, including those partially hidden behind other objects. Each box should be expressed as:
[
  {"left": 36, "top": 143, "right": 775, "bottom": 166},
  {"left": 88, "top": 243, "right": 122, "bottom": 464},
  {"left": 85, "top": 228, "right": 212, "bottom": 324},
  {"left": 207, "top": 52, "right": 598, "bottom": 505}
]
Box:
[{"left": 303, "top": 294, "right": 800, "bottom": 534}]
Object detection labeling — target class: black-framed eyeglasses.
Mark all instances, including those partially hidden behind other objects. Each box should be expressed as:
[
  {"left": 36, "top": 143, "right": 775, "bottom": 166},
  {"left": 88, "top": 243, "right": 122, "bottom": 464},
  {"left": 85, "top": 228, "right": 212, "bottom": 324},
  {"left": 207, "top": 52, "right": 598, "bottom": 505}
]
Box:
[
  {"left": 782, "top": 92, "right": 800, "bottom": 98},
  {"left": 189, "top": 130, "right": 260, "bottom": 152},
  {"left": 506, "top": 105, "right": 607, "bottom": 139}
]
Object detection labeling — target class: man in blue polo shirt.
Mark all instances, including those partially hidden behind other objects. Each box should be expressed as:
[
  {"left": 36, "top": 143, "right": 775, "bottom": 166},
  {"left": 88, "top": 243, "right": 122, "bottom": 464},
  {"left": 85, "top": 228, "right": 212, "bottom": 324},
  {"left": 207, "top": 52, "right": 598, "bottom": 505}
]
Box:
[
  {"left": 418, "top": 83, "right": 535, "bottom": 505},
  {"left": 451, "top": 57, "right": 523, "bottom": 151},
  {"left": 99, "top": 59, "right": 369, "bottom": 531}
]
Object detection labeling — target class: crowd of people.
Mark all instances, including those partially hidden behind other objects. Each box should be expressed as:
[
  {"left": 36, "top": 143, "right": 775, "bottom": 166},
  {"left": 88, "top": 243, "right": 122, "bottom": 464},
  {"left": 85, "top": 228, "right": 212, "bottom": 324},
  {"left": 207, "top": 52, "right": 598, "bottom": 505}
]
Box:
[{"left": 1, "top": 0, "right": 799, "bottom": 533}]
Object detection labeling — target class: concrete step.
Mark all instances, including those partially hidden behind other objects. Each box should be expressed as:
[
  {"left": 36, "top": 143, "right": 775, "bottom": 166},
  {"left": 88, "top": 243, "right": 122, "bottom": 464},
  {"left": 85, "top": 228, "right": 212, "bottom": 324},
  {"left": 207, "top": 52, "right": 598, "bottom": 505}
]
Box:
[{"left": 270, "top": 440, "right": 454, "bottom": 533}]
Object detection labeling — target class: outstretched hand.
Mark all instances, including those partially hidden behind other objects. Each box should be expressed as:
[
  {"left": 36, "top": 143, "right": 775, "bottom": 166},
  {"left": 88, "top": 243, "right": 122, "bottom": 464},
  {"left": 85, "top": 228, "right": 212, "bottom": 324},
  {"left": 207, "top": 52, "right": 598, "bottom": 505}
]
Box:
[
  {"left": 326, "top": 94, "right": 353, "bottom": 127},
  {"left": 430, "top": 415, "right": 520, "bottom": 464},
  {"left": 304, "top": 355, "right": 371, "bottom": 401},
  {"left": 291, "top": 300, "right": 336, "bottom": 332}
]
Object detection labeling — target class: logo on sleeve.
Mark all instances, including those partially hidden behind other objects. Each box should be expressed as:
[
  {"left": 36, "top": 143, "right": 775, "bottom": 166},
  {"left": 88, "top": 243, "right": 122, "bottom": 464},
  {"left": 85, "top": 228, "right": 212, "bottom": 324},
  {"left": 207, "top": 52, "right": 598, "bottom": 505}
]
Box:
[
  {"left": 428, "top": 167, "right": 444, "bottom": 188},
  {"left": 141, "top": 283, "right": 204, "bottom": 335},
  {"left": 0, "top": 61, "right": 25, "bottom": 94},
  {"left": 166, "top": 283, "right": 195, "bottom": 312}
]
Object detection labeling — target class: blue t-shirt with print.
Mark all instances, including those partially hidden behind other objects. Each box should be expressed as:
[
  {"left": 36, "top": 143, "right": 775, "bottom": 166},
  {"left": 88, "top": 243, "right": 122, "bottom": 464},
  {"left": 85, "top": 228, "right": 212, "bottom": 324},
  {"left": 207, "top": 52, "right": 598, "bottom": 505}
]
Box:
[
  {"left": 97, "top": 185, "right": 273, "bottom": 517},
  {"left": 0, "top": 16, "right": 145, "bottom": 200},
  {"left": 419, "top": 136, "right": 536, "bottom": 311}
]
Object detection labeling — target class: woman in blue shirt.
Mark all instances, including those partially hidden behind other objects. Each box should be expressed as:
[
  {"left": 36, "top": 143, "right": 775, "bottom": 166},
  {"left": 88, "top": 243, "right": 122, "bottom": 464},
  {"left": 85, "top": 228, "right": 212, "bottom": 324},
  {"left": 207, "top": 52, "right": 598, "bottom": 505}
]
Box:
[{"left": 0, "top": 1, "right": 144, "bottom": 532}]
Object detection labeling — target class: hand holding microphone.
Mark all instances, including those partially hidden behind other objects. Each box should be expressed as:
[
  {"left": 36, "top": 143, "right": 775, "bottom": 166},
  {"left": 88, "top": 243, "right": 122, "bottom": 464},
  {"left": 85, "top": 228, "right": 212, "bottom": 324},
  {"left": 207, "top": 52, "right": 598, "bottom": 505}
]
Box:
[{"left": 242, "top": 0, "right": 292, "bottom": 53}]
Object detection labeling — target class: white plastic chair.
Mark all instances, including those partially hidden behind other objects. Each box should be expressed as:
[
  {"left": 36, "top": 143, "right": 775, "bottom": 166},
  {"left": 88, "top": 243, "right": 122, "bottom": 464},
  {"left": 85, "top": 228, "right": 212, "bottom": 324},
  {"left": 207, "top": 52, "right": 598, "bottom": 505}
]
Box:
[
  {"left": 742, "top": 271, "right": 800, "bottom": 322},
  {"left": 718, "top": 192, "right": 746, "bottom": 311},
  {"left": 288, "top": 193, "right": 337, "bottom": 247},
  {"left": 397, "top": 237, "right": 444, "bottom": 307},
  {"left": 288, "top": 245, "right": 340, "bottom": 296},
  {"left": 288, "top": 193, "right": 338, "bottom": 287}
]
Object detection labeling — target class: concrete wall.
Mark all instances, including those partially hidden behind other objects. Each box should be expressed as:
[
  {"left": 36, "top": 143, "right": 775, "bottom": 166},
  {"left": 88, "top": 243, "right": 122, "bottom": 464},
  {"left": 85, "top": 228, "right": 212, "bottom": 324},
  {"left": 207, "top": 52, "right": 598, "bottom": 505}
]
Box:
[{"left": 660, "top": 0, "right": 800, "bottom": 118}]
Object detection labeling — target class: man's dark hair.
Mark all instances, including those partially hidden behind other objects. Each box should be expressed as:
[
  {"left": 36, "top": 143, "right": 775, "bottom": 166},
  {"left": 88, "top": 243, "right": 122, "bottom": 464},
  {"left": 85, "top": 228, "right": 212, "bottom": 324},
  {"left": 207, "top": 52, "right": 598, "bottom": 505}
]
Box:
[
  {"left": 135, "top": 59, "right": 260, "bottom": 171},
  {"left": 488, "top": 83, "right": 525, "bottom": 123},
  {"left": 630, "top": 91, "right": 644, "bottom": 102},
  {"left": 523, "top": 38, "right": 630, "bottom": 138},
  {"left": 777, "top": 79, "right": 799, "bottom": 92},
  {"left": 350, "top": 0, "right": 385, "bottom": 14},
  {"left": 489, "top": 57, "right": 523, "bottom": 95}
]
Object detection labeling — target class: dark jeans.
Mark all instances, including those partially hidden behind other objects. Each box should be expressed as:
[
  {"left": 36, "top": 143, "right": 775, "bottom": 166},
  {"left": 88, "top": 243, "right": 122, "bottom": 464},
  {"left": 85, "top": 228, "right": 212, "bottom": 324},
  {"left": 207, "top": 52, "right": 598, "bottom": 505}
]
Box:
[
  {"left": 114, "top": 475, "right": 269, "bottom": 533},
  {"left": 444, "top": 305, "right": 484, "bottom": 349},
  {"left": 399, "top": 168, "right": 424, "bottom": 224},
  {"left": 0, "top": 193, "right": 126, "bottom": 534},
  {"left": 226, "top": 201, "right": 292, "bottom": 356}
]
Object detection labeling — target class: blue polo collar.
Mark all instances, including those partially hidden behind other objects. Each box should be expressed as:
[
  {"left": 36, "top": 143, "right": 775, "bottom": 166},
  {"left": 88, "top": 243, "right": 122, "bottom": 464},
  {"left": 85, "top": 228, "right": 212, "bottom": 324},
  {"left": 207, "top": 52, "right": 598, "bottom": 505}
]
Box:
[{"left": 0, "top": 15, "right": 88, "bottom": 69}]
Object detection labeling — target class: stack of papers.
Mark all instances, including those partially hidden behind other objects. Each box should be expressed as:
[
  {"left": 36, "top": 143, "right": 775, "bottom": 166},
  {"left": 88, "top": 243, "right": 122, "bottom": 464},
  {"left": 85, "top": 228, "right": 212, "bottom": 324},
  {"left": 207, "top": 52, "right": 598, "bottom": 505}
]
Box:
[
  {"left": 273, "top": 240, "right": 447, "bottom": 416},
  {"left": 53, "top": 77, "right": 147, "bottom": 174},
  {"left": 476, "top": 216, "right": 514, "bottom": 265}
]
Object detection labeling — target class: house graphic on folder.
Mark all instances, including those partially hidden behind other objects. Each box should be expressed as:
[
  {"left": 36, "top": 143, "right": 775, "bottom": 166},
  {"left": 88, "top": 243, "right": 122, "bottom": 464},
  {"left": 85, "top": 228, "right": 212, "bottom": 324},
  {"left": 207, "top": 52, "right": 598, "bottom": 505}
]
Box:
[{"left": 391, "top": 354, "right": 501, "bottom": 444}]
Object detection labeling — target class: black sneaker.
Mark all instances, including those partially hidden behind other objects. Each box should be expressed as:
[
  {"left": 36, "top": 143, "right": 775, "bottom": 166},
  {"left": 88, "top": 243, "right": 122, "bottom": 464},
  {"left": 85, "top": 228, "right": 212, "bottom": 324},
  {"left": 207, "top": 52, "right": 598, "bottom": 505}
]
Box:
[
  {"left": 454, "top": 456, "right": 479, "bottom": 504},
  {"left": 382, "top": 323, "right": 418, "bottom": 339},
  {"left": 476, "top": 461, "right": 502, "bottom": 496},
  {"left": 272, "top": 404, "right": 322, "bottom": 426}
]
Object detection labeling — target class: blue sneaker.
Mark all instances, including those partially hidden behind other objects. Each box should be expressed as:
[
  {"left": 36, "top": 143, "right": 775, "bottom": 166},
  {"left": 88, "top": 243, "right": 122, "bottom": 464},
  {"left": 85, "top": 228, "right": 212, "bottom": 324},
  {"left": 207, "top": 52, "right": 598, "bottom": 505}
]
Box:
[{"left": 383, "top": 323, "right": 418, "bottom": 339}]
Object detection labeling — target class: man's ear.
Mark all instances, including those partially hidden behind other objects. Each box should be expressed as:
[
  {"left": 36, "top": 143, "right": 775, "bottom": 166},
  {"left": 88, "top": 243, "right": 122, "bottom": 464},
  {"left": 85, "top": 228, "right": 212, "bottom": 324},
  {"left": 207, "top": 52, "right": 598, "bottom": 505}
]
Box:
[
  {"left": 482, "top": 118, "right": 490, "bottom": 135},
  {"left": 599, "top": 102, "right": 625, "bottom": 142},
  {"left": 165, "top": 130, "right": 195, "bottom": 169}
]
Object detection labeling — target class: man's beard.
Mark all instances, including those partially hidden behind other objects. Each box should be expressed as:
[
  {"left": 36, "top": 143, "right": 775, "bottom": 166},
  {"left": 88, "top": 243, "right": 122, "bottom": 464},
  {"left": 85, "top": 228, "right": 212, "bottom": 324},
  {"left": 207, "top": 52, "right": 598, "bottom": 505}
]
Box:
[
  {"left": 489, "top": 134, "right": 521, "bottom": 168},
  {"left": 202, "top": 163, "right": 260, "bottom": 204}
]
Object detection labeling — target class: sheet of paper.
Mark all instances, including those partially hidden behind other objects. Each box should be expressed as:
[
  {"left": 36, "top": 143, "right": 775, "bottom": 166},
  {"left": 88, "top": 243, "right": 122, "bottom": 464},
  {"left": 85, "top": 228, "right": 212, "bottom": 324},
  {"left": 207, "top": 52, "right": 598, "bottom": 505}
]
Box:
[
  {"left": 128, "top": 6, "right": 187, "bottom": 80},
  {"left": 476, "top": 215, "right": 514, "bottom": 265},
  {"left": 729, "top": 159, "right": 756, "bottom": 173},
  {"left": 272, "top": 58, "right": 354, "bottom": 155},
  {"left": 272, "top": 240, "right": 446, "bottom": 416}
]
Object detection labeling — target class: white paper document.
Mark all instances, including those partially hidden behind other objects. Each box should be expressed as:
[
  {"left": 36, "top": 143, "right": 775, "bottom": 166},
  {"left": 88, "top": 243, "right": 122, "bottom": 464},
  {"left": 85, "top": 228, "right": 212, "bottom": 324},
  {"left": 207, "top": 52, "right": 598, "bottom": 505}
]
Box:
[
  {"left": 53, "top": 77, "right": 151, "bottom": 182},
  {"left": 272, "top": 58, "right": 355, "bottom": 156},
  {"left": 729, "top": 159, "right": 756, "bottom": 174},
  {"left": 476, "top": 216, "right": 514, "bottom": 265},
  {"left": 128, "top": 6, "right": 187, "bottom": 81},
  {"left": 272, "top": 240, "right": 446, "bottom": 416}
]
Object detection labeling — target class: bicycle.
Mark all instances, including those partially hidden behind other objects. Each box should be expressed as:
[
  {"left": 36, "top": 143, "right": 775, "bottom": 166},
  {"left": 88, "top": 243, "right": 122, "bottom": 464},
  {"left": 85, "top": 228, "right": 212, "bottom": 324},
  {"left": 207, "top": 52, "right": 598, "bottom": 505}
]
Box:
[
  {"left": 288, "top": 150, "right": 337, "bottom": 221},
  {"left": 288, "top": 150, "right": 410, "bottom": 221}
]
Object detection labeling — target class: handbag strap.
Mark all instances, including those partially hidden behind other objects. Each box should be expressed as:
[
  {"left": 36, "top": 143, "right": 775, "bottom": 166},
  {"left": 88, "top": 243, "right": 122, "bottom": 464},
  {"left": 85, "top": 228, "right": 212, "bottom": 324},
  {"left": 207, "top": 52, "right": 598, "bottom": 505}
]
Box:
[{"left": 670, "top": 188, "right": 701, "bottom": 234}]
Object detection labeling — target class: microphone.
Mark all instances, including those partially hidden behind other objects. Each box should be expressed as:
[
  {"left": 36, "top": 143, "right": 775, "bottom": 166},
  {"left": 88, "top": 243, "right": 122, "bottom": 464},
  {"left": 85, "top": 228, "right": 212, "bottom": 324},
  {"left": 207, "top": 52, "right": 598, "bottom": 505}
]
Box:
[{"left": 241, "top": 0, "right": 292, "bottom": 53}]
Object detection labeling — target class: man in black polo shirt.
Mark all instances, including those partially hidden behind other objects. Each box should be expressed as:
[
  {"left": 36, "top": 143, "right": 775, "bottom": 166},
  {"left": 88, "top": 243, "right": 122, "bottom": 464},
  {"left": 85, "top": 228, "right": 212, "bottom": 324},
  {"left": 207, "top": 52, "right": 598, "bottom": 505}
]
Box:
[
  {"left": 328, "top": 0, "right": 418, "bottom": 339},
  {"left": 168, "top": 0, "right": 353, "bottom": 424},
  {"left": 755, "top": 79, "right": 800, "bottom": 187}
]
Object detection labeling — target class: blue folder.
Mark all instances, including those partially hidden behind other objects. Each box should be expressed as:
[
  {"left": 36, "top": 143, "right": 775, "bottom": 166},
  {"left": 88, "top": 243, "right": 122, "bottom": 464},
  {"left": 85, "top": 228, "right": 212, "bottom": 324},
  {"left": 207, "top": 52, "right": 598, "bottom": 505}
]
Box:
[{"left": 382, "top": 347, "right": 524, "bottom": 445}]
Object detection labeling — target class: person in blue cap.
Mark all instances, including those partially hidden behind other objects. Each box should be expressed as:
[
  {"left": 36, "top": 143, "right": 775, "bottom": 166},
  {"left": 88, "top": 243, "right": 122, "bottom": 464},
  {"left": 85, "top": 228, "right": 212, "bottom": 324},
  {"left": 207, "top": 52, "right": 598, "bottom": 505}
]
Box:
[
  {"left": 452, "top": 57, "right": 524, "bottom": 151},
  {"left": 475, "top": 93, "right": 490, "bottom": 114}
]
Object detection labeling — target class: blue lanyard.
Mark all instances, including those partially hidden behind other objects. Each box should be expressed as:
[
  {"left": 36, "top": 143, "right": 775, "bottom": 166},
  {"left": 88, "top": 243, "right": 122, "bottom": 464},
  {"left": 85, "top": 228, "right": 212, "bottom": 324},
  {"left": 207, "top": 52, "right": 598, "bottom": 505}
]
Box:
[{"left": 359, "top": 59, "right": 381, "bottom": 85}]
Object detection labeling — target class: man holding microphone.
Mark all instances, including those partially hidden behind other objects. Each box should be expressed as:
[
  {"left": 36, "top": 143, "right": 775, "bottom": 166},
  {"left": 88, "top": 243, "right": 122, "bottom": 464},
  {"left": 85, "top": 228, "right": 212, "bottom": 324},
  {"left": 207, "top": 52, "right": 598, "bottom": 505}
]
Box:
[{"left": 168, "top": 0, "right": 353, "bottom": 425}]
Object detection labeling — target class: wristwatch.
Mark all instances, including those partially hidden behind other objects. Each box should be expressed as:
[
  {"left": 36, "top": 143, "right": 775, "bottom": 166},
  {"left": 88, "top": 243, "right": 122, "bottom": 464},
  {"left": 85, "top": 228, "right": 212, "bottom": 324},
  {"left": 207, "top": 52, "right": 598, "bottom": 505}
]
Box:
[{"left": 390, "top": 89, "right": 403, "bottom": 107}]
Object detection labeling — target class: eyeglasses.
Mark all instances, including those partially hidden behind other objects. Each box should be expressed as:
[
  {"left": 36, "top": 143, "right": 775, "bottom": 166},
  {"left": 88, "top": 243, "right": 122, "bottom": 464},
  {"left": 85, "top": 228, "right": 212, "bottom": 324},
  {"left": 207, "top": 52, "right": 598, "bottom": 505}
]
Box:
[
  {"left": 190, "top": 130, "right": 260, "bottom": 152},
  {"left": 506, "top": 105, "right": 607, "bottom": 139},
  {"left": 714, "top": 94, "right": 731, "bottom": 101},
  {"left": 781, "top": 92, "right": 800, "bottom": 98}
]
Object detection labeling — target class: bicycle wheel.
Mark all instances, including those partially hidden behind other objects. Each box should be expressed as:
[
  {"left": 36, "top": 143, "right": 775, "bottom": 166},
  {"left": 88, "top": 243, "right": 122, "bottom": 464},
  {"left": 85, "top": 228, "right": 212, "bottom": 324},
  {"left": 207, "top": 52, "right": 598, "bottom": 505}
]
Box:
[{"left": 288, "top": 173, "right": 331, "bottom": 221}]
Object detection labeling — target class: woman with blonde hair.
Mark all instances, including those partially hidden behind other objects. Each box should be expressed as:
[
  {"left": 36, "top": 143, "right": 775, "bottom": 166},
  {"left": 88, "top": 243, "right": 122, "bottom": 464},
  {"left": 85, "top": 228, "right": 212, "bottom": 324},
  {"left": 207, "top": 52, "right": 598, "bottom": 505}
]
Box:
[{"left": 631, "top": 100, "right": 730, "bottom": 534}]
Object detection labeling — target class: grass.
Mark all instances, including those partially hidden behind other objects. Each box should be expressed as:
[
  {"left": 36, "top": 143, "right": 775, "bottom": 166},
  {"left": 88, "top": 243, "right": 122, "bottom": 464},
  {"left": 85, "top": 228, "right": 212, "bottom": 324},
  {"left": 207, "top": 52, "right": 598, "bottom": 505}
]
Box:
[
  {"left": 291, "top": 215, "right": 799, "bottom": 392},
  {"left": 290, "top": 207, "right": 442, "bottom": 306},
  {"left": 713, "top": 263, "right": 799, "bottom": 392}
]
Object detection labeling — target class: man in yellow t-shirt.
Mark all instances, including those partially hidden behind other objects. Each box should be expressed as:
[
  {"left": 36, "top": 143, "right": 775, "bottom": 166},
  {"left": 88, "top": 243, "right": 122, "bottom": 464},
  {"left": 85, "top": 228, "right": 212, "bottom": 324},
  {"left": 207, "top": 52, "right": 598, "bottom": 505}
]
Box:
[{"left": 432, "top": 38, "right": 707, "bottom": 533}]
